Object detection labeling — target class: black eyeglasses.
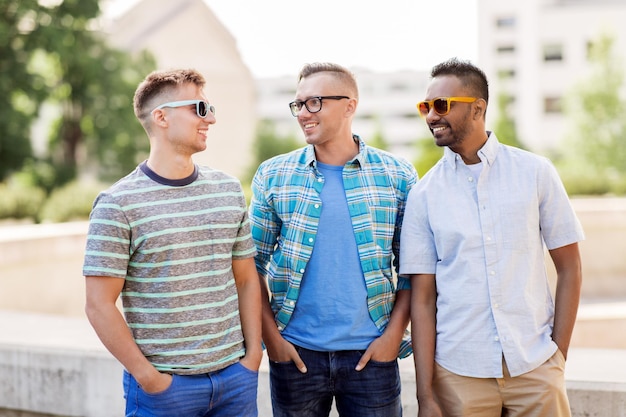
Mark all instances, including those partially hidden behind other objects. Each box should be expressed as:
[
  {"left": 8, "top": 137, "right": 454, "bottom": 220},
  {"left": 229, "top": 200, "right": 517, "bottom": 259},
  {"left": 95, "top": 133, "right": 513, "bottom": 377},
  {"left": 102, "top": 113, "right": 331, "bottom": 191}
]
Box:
[
  {"left": 152, "top": 100, "right": 216, "bottom": 118},
  {"left": 289, "top": 96, "right": 350, "bottom": 117},
  {"left": 416, "top": 97, "right": 478, "bottom": 118}
]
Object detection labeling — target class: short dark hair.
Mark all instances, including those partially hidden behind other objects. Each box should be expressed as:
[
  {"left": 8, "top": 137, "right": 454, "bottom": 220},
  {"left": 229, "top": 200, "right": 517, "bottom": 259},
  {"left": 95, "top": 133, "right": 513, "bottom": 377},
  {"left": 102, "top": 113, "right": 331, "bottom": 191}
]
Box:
[
  {"left": 133, "top": 69, "right": 206, "bottom": 124},
  {"left": 298, "top": 62, "right": 359, "bottom": 99},
  {"left": 431, "top": 58, "right": 489, "bottom": 105}
]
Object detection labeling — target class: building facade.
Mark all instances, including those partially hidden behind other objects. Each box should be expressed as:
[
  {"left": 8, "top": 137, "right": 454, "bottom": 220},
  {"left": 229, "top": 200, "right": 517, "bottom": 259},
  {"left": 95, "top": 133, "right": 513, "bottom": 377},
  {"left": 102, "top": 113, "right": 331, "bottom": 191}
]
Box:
[{"left": 477, "top": 0, "right": 626, "bottom": 153}]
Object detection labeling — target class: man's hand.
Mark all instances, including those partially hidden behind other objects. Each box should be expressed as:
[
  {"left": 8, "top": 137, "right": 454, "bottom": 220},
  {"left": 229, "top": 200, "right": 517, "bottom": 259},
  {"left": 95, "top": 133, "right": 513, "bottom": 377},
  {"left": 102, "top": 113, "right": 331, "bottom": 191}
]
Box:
[
  {"left": 266, "top": 337, "right": 307, "bottom": 373},
  {"left": 139, "top": 372, "right": 173, "bottom": 394},
  {"left": 355, "top": 333, "right": 398, "bottom": 371}
]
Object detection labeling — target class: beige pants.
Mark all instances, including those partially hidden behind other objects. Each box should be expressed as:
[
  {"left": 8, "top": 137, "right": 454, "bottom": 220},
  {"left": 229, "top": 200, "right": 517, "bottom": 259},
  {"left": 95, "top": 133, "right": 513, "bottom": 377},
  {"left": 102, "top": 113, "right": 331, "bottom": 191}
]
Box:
[{"left": 433, "top": 350, "right": 571, "bottom": 417}]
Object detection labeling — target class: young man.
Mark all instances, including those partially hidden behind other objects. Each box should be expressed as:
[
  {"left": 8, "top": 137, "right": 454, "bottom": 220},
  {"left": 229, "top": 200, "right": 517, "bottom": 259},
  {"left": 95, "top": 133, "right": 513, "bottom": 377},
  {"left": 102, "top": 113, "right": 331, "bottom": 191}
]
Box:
[
  {"left": 400, "top": 58, "right": 584, "bottom": 417},
  {"left": 249, "top": 62, "right": 418, "bottom": 417},
  {"left": 83, "top": 69, "right": 262, "bottom": 416}
]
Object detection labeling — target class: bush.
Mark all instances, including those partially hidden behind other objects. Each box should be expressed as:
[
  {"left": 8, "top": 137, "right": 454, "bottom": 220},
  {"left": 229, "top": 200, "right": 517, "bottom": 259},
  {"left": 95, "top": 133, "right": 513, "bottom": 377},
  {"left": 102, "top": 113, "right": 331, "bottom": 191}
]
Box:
[
  {"left": 0, "top": 181, "right": 46, "bottom": 221},
  {"left": 557, "top": 164, "right": 626, "bottom": 196},
  {"left": 38, "top": 180, "right": 107, "bottom": 223}
]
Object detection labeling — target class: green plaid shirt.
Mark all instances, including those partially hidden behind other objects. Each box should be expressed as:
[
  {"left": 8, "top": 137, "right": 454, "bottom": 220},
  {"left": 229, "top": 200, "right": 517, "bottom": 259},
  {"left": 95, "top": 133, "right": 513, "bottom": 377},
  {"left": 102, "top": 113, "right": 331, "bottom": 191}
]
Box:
[{"left": 249, "top": 136, "right": 418, "bottom": 358}]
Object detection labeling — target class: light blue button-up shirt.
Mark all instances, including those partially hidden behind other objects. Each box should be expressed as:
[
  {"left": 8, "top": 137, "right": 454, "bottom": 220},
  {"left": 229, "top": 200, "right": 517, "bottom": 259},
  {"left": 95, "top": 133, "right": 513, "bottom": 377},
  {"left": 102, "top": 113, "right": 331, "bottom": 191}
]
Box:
[{"left": 400, "top": 133, "right": 584, "bottom": 377}]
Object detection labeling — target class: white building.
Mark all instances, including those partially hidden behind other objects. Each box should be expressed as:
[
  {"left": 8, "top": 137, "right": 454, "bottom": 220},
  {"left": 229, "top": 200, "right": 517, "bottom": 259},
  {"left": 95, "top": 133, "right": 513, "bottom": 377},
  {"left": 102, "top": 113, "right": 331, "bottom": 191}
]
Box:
[
  {"left": 255, "top": 68, "right": 431, "bottom": 164},
  {"left": 477, "top": 0, "right": 626, "bottom": 153}
]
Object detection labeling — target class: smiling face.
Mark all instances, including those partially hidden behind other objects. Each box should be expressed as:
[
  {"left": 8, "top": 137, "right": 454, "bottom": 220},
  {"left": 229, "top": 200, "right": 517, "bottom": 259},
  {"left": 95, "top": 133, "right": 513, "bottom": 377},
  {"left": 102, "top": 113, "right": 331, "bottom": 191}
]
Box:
[
  {"left": 294, "top": 72, "right": 355, "bottom": 147},
  {"left": 423, "top": 75, "right": 481, "bottom": 153},
  {"left": 157, "top": 82, "right": 216, "bottom": 156}
]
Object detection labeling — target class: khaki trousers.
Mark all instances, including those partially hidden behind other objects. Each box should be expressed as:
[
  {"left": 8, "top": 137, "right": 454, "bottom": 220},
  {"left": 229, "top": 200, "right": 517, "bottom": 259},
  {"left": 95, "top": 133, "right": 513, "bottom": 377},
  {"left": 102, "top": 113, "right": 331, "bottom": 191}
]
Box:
[{"left": 433, "top": 350, "right": 571, "bottom": 417}]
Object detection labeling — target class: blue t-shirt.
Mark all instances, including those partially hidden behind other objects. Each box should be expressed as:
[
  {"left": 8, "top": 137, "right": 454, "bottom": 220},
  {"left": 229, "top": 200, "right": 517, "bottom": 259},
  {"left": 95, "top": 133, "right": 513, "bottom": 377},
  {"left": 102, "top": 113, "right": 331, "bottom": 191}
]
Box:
[{"left": 282, "top": 162, "right": 381, "bottom": 351}]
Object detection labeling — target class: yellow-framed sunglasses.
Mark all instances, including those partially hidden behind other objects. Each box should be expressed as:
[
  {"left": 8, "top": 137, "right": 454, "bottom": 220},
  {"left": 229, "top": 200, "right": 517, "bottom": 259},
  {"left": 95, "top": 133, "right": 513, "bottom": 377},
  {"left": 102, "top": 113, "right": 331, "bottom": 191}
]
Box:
[{"left": 416, "top": 97, "right": 478, "bottom": 118}]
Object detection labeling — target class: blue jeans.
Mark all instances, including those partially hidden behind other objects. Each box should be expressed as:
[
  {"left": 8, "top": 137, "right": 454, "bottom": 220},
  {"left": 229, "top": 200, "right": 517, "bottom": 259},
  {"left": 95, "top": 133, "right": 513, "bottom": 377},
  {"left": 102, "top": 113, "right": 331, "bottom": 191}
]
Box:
[
  {"left": 269, "top": 346, "right": 402, "bottom": 417},
  {"left": 123, "top": 362, "right": 258, "bottom": 417}
]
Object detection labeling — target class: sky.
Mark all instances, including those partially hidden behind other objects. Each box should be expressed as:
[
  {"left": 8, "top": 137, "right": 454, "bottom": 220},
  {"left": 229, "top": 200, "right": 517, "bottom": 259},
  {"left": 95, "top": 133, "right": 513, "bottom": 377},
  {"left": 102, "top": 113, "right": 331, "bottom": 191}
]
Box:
[{"left": 104, "top": 0, "right": 479, "bottom": 79}]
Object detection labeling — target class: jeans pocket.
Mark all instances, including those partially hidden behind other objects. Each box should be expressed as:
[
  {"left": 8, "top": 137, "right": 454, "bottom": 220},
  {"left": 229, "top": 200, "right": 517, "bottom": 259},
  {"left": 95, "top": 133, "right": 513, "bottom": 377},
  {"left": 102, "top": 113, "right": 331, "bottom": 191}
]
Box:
[
  {"left": 367, "top": 358, "right": 398, "bottom": 367},
  {"left": 142, "top": 374, "right": 177, "bottom": 398},
  {"left": 236, "top": 360, "right": 260, "bottom": 375}
]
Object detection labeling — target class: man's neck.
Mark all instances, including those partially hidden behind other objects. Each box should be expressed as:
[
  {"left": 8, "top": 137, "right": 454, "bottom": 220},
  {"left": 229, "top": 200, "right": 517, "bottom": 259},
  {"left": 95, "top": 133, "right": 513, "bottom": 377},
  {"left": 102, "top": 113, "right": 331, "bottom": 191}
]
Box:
[
  {"left": 146, "top": 154, "right": 195, "bottom": 180},
  {"left": 314, "top": 135, "right": 359, "bottom": 166}
]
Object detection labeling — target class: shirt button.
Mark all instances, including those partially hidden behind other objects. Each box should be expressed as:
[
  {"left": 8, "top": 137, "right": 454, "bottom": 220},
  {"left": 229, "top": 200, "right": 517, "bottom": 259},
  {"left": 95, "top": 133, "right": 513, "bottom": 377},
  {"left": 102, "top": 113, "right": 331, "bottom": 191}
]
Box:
[
  {"left": 490, "top": 270, "right": 496, "bottom": 276},
  {"left": 486, "top": 236, "right": 492, "bottom": 241},
  {"left": 299, "top": 268, "right": 305, "bottom": 273},
  {"left": 468, "top": 177, "right": 474, "bottom": 182},
  {"left": 286, "top": 300, "right": 295, "bottom": 307},
  {"left": 494, "top": 336, "right": 500, "bottom": 342},
  {"left": 494, "top": 303, "right": 499, "bottom": 309},
  {"left": 278, "top": 325, "right": 284, "bottom": 331},
  {"left": 317, "top": 178, "right": 323, "bottom": 182},
  {"left": 314, "top": 204, "right": 320, "bottom": 209},
  {"left": 308, "top": 238, "right": 314, "bottom": 243}
]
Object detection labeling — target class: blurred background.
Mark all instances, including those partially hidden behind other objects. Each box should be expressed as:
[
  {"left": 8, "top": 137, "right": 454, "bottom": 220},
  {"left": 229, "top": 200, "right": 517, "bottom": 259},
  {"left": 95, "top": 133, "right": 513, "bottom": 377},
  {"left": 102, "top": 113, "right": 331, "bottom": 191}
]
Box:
[
  {"left": 1, "top": 0, "right": 625, "bottom": 225},
  {"left": 1, "top": 1, "right": 625, "bottom": 415}
]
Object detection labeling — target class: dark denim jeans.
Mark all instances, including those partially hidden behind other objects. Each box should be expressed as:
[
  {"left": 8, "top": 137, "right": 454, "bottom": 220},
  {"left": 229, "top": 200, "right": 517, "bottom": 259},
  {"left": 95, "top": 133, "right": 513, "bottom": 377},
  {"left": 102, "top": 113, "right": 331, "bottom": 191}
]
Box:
[
  {"left": 123, "top": 362, "right": 258, "bottom": 417},
  {"left": 269, "top": 346, "right": 402, "bottom": 417}
]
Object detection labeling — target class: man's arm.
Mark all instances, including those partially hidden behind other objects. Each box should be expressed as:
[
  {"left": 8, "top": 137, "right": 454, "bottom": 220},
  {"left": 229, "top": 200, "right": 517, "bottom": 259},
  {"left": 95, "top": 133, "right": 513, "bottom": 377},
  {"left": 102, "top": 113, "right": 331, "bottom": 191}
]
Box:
[
  {"left": 549, "top": 242, "right": 583, "bottom": 359},
  {"left": 84, "top": 276, "right": 171, "bottom": 393},
  {"left": 232, "top": 257, "right": 263, "bottom": 371},
  {"left": 411, "top": 273, "right": 443, "bottom": 417}
]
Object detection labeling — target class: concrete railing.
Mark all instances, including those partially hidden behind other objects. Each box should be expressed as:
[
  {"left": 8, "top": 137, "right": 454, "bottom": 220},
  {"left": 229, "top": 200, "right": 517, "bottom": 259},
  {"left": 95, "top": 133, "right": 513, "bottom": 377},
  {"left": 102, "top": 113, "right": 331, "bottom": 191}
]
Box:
[
  {"left": 1, "top": 197, "right": 626, "bottom": 416},
  {"left": 1, "top": 310, "right": 625, "bottom": 417},
  {"left": 2, "top": 198, "right": 626, "bottom": 318}
]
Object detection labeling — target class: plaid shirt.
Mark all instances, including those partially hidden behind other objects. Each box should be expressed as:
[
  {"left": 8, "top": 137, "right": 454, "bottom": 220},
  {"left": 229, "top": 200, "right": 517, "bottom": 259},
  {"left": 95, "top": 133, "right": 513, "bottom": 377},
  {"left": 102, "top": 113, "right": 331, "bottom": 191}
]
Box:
[{"left": 249, "top": 136, "right": 418, "bottom": 358}]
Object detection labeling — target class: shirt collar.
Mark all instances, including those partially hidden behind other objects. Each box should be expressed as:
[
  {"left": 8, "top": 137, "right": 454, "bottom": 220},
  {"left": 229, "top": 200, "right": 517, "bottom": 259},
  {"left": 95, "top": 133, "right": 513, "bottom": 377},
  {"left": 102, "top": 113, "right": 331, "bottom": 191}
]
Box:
[
  {"left": 303, "top": 134, "right": 366, "bottom": 168},
  {"left": 443, "top": 131, "right": 499, "bottom": 170}
]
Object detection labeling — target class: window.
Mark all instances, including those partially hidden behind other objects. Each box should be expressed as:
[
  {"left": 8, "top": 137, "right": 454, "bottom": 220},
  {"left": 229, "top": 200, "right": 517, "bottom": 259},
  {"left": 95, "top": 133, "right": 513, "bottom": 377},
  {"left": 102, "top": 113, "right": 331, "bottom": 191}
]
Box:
[
  {"left": 496, "top": 16, "right": 516, "bottom": 28},
  {"left": 497, "top": 69, "right": 516, "bottom": 79},
  {"left": 389, "top": 83, "right": 409, "bottom": 93},
  {"left": 543, "top": 44, "right": 563, "bottom": 62},
  {"left": 544, "top": 97, "right": 562, "bottom": 113},
  {"left": 497, "top": 45, "right": 516, "bottom": 54}
]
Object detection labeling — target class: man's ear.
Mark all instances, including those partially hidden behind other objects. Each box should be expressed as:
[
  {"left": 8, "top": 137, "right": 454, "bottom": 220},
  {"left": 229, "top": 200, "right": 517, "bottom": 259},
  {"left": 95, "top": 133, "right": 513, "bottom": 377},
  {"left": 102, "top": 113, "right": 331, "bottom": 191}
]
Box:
[
  {"left": 345, "top": 98, "right": 358, "bottom": 117},
  {"left": 474, "top": 99, "right": 486, "bottom": 120},
  {"left": 152, "top": 109, "right": 168, "bottom": 127}
]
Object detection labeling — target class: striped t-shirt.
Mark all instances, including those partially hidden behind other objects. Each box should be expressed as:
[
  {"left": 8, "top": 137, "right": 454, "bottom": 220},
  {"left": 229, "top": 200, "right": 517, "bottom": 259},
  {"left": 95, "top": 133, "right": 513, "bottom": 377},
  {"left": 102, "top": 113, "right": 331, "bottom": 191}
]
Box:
[{"left": 83, "top": 162, "right": 256, "bottom": 374}]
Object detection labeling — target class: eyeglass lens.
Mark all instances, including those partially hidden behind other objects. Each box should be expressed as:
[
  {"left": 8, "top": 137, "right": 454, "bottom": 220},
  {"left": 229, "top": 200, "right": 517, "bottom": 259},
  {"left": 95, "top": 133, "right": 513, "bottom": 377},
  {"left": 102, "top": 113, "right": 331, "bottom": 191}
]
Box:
[
  {"left": 197, "top": 101, "right": 216, "bottom": 117},
  {"left": 419, "top": 99, "right": 450, "bottom": 116},
  {"left": 291, "top": 97, "right": 322, "bottom": 114},
  {"left": 195, "top": 101, "right": 206, "bottom": 117}
]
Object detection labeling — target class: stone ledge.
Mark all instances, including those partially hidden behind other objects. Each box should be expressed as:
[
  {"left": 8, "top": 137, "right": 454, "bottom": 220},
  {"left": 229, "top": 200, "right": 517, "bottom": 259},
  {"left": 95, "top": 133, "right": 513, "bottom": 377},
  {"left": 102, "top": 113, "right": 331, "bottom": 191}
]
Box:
[{"left": 1, "top": 311, "right": 625, "bottom": 417}]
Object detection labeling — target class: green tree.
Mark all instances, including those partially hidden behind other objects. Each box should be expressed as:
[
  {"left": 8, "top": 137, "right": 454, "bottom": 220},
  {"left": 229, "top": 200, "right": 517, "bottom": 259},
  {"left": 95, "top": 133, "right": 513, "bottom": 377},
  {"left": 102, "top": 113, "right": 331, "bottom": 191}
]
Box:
[
  {"left": 560, "top": 32, "right": 626, "bottom": 194},
  {"left": 413, "top": 135, "right": 443, "bottom": 177},
  {"left": 36, "top": 0, "right": 156, "bottom": 184},
  {"left": 0, "top": 0, "right": 48, "bottom": 180},
  {"left": 368, "top": 122, "right": 389, "bottom": 151},
  {"left": 492, "top": 85, "right": 525, "bottom": 149},
  {"left": 244, "top": 119, "right": 301, "bottom": 182},
  {"left": 0, "top": 0, "right": 156, "bottom": 186}
]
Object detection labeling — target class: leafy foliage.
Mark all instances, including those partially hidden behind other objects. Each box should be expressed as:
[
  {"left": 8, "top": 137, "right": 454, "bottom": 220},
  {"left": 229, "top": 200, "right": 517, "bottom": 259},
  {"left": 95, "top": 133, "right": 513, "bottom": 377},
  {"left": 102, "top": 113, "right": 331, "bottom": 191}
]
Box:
[
  {"left": 244, "top": 119, "right": 301, "bottom": 182},
  {"left": 0, "top": 0, "right": 156, "bottom": 186},
  {"left": 413, "top": 135, "right": 443, "bottom": 177},
  {"left": 492, "top": 89, "right": 525, "bottom": 149},
  {"left": 38, "top": 179, "right": 105, "bottom": 222},
  {"left": 0, "top": 180, "right": 46, "bottom": 221},
  {"left": 560, "top": 32, "right": 626, "bottom": 194},
  {"left": 367, "top": 124, "right": 390, "bottom": 151},
  {"left": 0, "top": 1, "right": 47, "bottom": 179}
]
